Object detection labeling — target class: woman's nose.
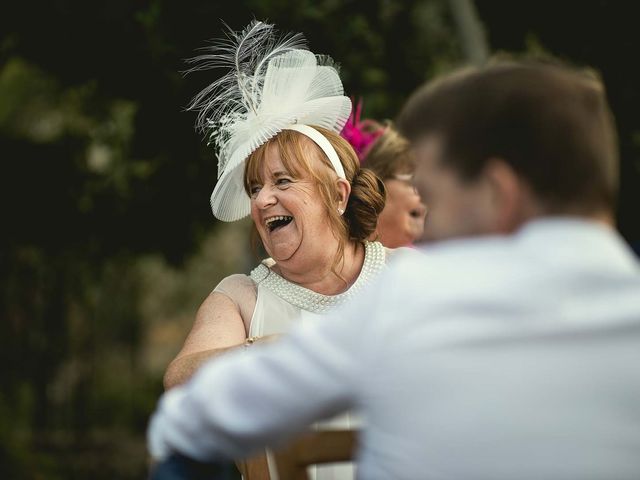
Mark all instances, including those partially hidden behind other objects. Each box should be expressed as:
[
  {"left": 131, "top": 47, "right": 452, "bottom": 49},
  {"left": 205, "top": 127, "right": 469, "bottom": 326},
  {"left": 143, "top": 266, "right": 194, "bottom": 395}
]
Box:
[
  {"left": 418, "top": 202, "right": 428, "bottom": 219},
  {"left": 254, "top": 185, "right": 277, "bottom": 209}
]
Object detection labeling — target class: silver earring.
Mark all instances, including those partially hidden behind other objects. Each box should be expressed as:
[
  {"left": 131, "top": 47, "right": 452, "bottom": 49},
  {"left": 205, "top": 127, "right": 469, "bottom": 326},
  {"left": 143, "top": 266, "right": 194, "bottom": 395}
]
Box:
[{"left": 338, "top": 207, "right": 344, "bottom": 215}]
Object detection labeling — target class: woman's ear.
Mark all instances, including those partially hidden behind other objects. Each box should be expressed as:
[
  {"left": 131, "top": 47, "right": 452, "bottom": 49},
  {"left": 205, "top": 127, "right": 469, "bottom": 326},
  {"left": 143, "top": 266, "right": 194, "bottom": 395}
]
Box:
[{"left": 336, "top": 178, "right": 351, "bottom": 211}]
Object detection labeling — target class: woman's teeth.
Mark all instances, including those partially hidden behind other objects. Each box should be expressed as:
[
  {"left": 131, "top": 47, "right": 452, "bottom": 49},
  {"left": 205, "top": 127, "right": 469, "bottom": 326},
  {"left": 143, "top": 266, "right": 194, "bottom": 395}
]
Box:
[{"left": 265, "top": 215, "right": 293, "bottom": 232}]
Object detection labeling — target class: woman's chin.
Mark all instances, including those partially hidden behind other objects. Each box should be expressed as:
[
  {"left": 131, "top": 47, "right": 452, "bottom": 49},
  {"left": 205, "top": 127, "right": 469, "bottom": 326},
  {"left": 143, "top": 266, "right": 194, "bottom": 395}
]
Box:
[
  {"left": 268, "top": 243, "right": 299, "bottom": 262},
  {"left": 380, "top": 231, "right": 415, "bottom": 248}
]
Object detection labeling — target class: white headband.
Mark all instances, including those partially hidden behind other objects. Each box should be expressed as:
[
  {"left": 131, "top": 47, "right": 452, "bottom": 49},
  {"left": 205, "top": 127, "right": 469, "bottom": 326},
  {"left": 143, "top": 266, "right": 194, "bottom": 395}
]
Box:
[{"left": 284, "top": 124, "right": 346, "bottom": 180}]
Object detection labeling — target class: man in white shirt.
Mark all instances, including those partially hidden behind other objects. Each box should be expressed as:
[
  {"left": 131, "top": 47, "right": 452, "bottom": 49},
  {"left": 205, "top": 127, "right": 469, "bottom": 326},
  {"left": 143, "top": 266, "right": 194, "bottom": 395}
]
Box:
[{"left": 148, "top": 60, "right": 640, "bottom": 479}]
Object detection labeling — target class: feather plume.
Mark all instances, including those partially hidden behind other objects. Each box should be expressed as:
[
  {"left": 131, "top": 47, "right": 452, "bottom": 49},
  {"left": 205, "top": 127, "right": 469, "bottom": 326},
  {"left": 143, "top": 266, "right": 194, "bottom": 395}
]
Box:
[{"left": 185, "top": 21, "right": 307, "bottom": 174}]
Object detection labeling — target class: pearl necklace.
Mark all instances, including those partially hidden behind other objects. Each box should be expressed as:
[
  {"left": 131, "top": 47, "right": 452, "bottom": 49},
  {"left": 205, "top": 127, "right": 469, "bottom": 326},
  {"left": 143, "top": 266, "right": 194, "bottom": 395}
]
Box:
[{"left": 249, "top": 241, "right": 386, "bottom": 313}]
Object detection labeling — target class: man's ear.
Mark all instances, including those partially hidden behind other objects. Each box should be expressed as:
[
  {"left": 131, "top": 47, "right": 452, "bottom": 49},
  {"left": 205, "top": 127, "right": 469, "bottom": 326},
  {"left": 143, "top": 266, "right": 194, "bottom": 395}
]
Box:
[
  {"left": 482, "top": 158, "right": 529, "bottom": 233},
  {"left": 336, "top": 178, "right": 351, "bottom": 211}
]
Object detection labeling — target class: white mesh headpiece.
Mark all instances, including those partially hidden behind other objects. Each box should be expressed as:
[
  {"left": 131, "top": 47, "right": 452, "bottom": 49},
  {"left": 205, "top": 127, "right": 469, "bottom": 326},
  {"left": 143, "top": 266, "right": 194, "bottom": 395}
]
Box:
[{"left": 187, "top": 21, "right": 352, "bottom": 221}]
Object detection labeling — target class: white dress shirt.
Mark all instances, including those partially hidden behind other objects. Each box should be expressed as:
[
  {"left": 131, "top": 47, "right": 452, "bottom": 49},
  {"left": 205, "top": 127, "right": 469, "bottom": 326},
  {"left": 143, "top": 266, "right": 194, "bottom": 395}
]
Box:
[{"left": 148, "top": 218, "right": 640, "bottom": 479}]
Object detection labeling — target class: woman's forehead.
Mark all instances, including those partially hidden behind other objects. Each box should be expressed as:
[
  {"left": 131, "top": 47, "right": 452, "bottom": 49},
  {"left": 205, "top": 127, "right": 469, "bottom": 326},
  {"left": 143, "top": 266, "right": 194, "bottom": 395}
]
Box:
[
  {"left": 263, "top": 140, "right": 325, "bottom": 174},
  {"left": 260, "top": 144, "right": 290, "bottom": 176}
]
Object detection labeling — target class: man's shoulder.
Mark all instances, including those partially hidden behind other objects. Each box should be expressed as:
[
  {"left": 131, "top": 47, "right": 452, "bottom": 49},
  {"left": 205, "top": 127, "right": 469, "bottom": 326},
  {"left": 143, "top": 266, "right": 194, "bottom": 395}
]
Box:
[
  {"left": 365, "top": 236, "right": 519, "bottom": 323},
  {"left": 392, "top": 235, "right": 516, "bottom": 278}
]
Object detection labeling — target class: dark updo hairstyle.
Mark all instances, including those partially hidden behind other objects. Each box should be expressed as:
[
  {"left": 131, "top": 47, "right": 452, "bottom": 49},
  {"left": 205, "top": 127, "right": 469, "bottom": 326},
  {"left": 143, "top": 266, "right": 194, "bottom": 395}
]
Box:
[{"left": 244, "top": 126, "right": 386, "bottom": 271}]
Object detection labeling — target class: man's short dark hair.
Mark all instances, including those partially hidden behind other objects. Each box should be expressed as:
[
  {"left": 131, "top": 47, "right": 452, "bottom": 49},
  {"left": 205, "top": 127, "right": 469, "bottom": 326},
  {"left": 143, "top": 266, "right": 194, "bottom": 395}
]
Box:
[{"left": 397, "top": 60, "right": 619, "bottom": 214}]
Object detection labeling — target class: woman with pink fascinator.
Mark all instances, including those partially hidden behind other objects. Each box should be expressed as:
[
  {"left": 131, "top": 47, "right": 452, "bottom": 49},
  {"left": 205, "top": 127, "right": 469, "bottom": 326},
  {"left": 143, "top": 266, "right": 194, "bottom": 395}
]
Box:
[{"left": 341, "top": 100, "right": 428, "bottom": 247}]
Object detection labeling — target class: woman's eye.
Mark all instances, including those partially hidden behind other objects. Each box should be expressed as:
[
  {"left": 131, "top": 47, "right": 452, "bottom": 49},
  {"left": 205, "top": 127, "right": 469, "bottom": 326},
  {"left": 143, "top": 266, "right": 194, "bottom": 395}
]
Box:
[
  {"left": 250, "top": 185, "right": 262, "bottom": 197},
  {"left": 276, "top": 178, "right": 291, "bottom": 187}
]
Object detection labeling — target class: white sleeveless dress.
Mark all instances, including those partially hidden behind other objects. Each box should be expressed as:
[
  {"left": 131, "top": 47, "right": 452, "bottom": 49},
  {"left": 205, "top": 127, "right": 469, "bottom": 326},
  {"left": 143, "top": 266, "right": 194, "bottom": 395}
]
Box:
[
  {"left": 248, "top": 241, "right": 387, "bottom": 336},
  {"left": 215, "top": 241, "right": 390, "bottom": 480}
]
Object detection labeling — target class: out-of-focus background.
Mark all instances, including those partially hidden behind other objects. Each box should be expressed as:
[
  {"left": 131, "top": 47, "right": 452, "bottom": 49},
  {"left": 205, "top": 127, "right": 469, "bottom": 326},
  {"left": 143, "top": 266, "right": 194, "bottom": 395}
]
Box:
[{"left": 1, "top": 1, "right": 638, "bottom": 478}]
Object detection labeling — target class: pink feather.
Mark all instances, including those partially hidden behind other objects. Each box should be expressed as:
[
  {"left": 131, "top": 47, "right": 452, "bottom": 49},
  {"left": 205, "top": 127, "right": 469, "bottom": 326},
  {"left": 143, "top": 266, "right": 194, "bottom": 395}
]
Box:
[{"left": 340, "top": 98, "right": 385, "bottom": 164}]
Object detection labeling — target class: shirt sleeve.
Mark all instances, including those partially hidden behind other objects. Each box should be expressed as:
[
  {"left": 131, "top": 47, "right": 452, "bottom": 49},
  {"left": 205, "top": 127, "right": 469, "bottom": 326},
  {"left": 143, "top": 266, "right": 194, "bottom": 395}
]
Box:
[{"left": 147, "top": 278, "right": 384, "bottom": 462}]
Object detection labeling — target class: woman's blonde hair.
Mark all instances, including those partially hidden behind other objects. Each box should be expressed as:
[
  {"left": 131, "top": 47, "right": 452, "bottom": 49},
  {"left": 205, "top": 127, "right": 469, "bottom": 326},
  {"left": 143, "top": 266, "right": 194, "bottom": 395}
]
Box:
[
  {"left": 364, "top": 123, "right": 416, "bottom": 180},
  {"left": 244, "top": 126, "right": 386, "bottom": 274}
]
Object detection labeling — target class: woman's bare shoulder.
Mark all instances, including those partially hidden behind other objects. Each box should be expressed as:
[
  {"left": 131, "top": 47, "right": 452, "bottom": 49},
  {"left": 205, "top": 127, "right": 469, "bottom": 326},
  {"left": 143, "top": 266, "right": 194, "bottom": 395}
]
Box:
[
  {"left": 207, "top": 273, "right": 258, "bottom": 329},
  {"left": 213, "top": 273, "right": 257, "bottom": 297}
]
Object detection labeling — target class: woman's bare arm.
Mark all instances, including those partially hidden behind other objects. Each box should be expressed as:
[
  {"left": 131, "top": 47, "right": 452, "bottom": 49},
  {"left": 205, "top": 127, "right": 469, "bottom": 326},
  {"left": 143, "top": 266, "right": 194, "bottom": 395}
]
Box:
[{"left": 163, "top": 291, "right": 246, "bottom": 390}]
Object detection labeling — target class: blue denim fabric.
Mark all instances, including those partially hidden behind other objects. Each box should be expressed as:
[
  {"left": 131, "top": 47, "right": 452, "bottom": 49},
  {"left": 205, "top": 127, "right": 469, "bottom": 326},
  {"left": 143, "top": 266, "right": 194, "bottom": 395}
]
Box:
[{"left": 149, "top": 454, "right": 240, "bottom": 480}]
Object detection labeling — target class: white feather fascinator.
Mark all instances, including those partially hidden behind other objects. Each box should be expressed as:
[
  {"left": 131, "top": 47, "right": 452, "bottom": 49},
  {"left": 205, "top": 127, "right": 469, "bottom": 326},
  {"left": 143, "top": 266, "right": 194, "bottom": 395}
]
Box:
[{"left": 187, "top": 21, "right": 352, "bottom": 221}]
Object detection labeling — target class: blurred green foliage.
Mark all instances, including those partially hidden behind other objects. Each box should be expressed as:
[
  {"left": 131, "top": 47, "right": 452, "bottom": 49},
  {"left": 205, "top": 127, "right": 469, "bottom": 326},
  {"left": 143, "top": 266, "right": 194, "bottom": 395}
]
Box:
[{"left": 1, "top": 1, "right": 639, "bottom": 478}]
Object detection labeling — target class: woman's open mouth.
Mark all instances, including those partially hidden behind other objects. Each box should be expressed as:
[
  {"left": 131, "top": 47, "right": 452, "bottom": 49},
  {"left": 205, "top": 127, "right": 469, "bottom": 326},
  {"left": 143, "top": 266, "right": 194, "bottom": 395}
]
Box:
[{"left": 265, "top": 215, "right": 294, "bottom": 233}]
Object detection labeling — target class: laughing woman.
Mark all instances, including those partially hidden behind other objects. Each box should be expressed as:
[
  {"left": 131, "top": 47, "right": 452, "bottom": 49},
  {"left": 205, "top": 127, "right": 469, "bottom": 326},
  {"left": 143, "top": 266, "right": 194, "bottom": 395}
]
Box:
[
  {"left": 163, "top": 125, "right": 387, "bottom": 389},
  {"left": 163, "top": 20, "right": 390, "bottom": 389}
]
